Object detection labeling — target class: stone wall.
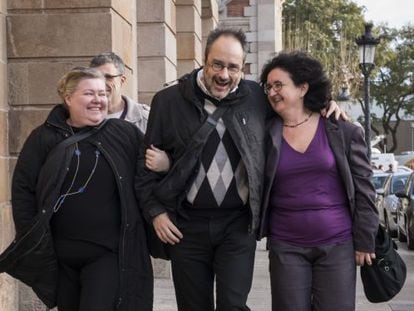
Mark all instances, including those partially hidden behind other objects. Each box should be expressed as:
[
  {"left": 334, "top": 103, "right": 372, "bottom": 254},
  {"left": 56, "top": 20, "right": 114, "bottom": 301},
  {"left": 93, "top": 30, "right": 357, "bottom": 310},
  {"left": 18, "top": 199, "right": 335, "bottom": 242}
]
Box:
[
  {"left": 7, "top": 1, "right": 137, "bottom": 158},
  {"left": 219, "top": 0, "right": 284, "bottom": 82},
  {"left": 137, "top": 0, "right": 177, "bottom": 105},
  {"left": 2, "top": 0, "right": 138, "bottom": 309},
  {"left": 0, "top": 0, "right": 18, "bottom": 309}
]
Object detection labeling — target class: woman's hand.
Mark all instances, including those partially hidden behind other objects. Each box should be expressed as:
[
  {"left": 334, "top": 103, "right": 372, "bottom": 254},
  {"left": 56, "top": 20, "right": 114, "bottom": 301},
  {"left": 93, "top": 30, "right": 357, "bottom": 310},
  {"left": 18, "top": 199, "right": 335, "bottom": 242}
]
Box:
[
  {"left": 355, "top": 251, "right": 376, "bottom": 266},
  {"left": 321, "top": 100, "right": 349, "bottom": 121},
  {"left": 145, "top": 144, "right": 171, "bottom": 173}
]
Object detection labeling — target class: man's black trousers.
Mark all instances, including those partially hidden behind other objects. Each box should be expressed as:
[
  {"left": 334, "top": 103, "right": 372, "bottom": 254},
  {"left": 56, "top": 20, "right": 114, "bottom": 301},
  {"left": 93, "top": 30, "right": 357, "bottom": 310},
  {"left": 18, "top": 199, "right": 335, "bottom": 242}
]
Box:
[{"left": 168, "top": 209, "right": 256, "bottom": 311}]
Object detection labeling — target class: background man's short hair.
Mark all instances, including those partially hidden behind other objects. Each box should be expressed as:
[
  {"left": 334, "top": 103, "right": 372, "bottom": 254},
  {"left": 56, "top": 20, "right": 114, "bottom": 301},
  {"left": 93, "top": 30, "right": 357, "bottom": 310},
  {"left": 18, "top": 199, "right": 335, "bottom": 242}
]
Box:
[{"left": 90, "top": 52, "right": 125, "bottom": 75}]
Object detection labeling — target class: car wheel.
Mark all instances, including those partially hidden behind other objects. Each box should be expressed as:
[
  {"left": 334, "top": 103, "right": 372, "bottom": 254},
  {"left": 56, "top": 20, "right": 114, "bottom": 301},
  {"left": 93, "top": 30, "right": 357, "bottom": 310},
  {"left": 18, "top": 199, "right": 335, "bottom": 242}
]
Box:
[
  {"left": 398, "top": 224, "right": 407, "bottom": 242},
  {"left": 407, "top": 221, "right": 414, "bottom": 250}
]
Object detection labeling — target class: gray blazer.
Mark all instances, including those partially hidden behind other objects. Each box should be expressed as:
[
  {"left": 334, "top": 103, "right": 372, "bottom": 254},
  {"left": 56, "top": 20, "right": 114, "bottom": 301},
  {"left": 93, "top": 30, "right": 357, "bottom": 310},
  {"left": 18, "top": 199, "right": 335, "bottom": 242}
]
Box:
[{"left": 258, "top": 115, "right": 378, "bottom": 252}]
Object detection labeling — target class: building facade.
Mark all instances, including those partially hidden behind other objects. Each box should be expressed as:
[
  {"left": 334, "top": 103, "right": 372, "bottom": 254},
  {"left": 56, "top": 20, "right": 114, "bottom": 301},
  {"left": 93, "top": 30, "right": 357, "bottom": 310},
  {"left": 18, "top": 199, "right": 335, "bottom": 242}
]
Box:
[{"left": 0, "top": 0, "right": 283, "bottom": 309}]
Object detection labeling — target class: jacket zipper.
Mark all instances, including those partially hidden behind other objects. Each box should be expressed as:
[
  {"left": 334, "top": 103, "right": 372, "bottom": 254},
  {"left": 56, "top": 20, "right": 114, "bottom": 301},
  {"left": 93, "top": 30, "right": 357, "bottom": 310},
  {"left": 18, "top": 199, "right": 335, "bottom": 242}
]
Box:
[
  {"left": 223, "top": 116, "right": 254, "bottom": 234},
  {"left": 94, "top": 142, "right": 127, "bottom": 308}
]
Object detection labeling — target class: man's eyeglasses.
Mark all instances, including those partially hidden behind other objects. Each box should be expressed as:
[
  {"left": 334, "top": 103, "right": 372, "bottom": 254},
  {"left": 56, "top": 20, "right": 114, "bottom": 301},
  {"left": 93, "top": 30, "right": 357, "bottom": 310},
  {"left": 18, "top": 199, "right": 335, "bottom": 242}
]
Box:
[
  {"left": 264, "top": 81, "right": 286, "bottom": 95},
  {"left": 208, "top": 61, "right": 242, "bottom": 74},
  {"left": 104, "top": 73, "right": 123, "bottom": 80}
]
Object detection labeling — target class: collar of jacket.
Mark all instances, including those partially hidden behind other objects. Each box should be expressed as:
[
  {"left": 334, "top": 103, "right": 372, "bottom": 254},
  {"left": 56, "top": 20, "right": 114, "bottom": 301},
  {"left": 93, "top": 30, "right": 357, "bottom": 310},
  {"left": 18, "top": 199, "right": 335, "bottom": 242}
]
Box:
[
  {"left": 324, "top": 116, "right": 348, "bottom": 165},
  {"left": 324, "top": 116, "right": 345, "bottom": 149},
  {"left": 45, "top": 104, "right": 107, "bottom": 133},
  {"left": 178, "top": 68, "right": 252, "bottom": 111},
  {"left": 122, "top": 95, "right": 140, "bottom": 123},
  {"left": 266, "top": 115, "right": 283, "bottom": 175},
  {"left": 266, "top": 114, "right": 344, "bottom": 160},
  {"left": 266, "top": 114, "right": 347, "bottom": 186},
  {"left": 268, "top": 114, "right": 342, "bottom": 143}
]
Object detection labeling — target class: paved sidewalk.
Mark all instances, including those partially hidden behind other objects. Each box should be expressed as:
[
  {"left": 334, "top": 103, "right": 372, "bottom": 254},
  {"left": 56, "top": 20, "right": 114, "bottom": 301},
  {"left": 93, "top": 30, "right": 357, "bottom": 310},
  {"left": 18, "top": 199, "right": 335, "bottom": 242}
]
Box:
[{"left": 153, "top": 240, "right": 414, "bottom": 311}]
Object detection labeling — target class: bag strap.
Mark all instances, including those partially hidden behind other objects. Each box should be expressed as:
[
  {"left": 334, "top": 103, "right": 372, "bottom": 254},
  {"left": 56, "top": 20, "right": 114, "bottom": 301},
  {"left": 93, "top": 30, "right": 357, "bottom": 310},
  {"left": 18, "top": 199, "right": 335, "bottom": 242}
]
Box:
[
  {"left": 48, "top": 120, "right": 107, "bottom": 158},
  {"left": 174, "top": 106, "right": 228, "bottom": 161},
  {"left": 186, "top": 105, "right": 228, "bottom": 149},
  {"left": 152, "top": 105, "right": 228, "bottom": 203},
  {"left": 36, "top": 120, "right": 107, "bottom": 222}
]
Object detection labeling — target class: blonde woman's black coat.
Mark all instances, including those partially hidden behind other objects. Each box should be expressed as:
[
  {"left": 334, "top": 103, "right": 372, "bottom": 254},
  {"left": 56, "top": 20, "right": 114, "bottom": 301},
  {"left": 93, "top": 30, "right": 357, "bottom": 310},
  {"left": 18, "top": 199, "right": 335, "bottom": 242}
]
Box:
[{"left": 0, "top": 105, "right": 153, "bottom": 310}]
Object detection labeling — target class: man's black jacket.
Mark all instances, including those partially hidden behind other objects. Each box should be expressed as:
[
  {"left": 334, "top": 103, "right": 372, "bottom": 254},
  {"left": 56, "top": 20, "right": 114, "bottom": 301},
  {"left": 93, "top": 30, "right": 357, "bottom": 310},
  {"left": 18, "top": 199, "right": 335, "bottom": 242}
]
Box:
[{"left": 136, "top": 68, "right": 268, "bottom": 235}]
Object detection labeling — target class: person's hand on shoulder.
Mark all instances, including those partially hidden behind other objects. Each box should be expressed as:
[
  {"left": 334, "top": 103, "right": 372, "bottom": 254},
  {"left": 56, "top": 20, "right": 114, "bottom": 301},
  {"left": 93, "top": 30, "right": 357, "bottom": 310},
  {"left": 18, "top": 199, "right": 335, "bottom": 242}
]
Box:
[{"left": 321, "top": 100, "right": 349, "bottom": 121}]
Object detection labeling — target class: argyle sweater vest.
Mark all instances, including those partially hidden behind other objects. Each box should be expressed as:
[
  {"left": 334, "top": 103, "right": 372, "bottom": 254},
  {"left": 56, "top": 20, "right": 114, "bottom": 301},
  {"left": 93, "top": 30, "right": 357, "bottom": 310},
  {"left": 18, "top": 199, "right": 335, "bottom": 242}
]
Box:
[{"left": 186, "top": 99, "right": 249, "bottom": 209}]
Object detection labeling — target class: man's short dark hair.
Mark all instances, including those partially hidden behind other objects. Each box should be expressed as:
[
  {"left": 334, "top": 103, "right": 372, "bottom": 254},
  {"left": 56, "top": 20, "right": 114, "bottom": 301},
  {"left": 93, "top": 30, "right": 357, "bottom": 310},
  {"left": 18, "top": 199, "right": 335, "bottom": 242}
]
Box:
[
  {"left": 204, "top": 28, "right": 247, "bottom": 63},
  {"left": 90, "top": 52, "right": 125, "bottom": 75}
]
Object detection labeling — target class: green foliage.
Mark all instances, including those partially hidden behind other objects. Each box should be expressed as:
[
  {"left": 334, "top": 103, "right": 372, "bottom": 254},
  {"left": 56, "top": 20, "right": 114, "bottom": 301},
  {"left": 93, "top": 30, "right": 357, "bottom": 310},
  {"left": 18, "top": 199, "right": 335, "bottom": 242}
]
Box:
[
  {"left": 283, "top": 0, "right": 414, "bottom": 152},
  {"left": 370, "top": 24, "right": 414, "bottom": 152},
  {"left": 282, "top": 0, "right": 365, "bottom": 95}
]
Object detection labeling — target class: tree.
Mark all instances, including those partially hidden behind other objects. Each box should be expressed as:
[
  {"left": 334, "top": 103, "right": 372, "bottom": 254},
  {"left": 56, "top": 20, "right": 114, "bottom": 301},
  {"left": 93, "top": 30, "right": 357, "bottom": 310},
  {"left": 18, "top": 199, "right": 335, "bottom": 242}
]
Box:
[
  {"left": 283, "top": 1, "right": 414, "bottom": 152},
  {"left": 282, "top": 0, "right": 365, "bottom": 95},
  {"left": 369, "top": 25, "right": 414, "bottom": 152}
]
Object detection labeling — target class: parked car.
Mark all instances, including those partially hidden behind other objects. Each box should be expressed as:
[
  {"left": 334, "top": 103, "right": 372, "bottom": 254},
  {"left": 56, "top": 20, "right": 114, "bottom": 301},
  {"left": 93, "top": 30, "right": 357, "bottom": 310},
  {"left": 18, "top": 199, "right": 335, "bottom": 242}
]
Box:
[
  {"left": 372, "top": 170, "right": 391, "bottom": 223},
  {"left": 372, "top": 170, "right": 390, "bottom": 191},
  {"left": 375, "top": 168, "right": 412, "bottom": 237},
  {"left": 395, "top": 172, "right": 414, "bottom": 249}
]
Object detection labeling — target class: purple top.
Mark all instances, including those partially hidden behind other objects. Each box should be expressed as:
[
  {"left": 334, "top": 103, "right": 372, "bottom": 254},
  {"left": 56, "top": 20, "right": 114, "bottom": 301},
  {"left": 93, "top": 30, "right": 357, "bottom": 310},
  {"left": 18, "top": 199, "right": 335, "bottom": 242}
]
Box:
[{"left": 269, "top": 118, "right": 352, "bottom": 246}]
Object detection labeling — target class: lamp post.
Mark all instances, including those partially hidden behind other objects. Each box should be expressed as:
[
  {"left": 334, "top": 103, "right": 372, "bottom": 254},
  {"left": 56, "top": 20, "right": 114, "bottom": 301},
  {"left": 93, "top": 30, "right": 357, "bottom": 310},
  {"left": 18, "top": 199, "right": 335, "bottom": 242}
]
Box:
[
  {"left": 411, "top": 123, "right": 414, "bottom": 151},
  {"left": 337, "top": 85, "right": 351, "bottom": 117},
  {"left": 337, "top": 86, "right": 351, "bottom": 102},
  {"left": 356, "top": 23, "right": 380, "bottom": 160}
]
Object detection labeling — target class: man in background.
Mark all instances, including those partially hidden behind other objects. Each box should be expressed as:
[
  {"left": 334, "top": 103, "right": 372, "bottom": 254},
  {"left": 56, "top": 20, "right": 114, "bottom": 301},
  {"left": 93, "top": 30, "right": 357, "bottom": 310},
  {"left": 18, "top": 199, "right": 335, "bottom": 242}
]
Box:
[{"left": 90, "top": 52, "right": 150, "bottom": 134}]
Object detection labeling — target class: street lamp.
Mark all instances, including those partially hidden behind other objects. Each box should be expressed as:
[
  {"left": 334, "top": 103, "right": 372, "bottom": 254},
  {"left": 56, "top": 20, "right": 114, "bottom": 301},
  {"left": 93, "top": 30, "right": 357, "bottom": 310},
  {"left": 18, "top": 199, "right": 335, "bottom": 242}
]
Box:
[
  {"left": 337, "top": 86, "right": 351, "bottom": 102},
  {"left": 337, "top": 85, "right": 351, "bottom": 117},
  {"left": 356, "top": 23, "right": 380, "bottom": 160}
]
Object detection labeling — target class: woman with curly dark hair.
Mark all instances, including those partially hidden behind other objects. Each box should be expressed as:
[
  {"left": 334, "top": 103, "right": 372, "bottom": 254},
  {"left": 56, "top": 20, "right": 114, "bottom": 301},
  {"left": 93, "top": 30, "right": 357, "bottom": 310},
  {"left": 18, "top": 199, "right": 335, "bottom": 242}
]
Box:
[{"left": 258, "top": 51, "right": 378, "bottom": 311}]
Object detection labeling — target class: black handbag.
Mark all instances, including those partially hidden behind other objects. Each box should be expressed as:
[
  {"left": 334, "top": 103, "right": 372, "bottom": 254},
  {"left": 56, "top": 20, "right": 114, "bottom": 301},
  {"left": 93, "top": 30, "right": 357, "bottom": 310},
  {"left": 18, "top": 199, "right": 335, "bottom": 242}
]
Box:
[{"left": 360, "top": 225, "right": 407, "bottom": 303}]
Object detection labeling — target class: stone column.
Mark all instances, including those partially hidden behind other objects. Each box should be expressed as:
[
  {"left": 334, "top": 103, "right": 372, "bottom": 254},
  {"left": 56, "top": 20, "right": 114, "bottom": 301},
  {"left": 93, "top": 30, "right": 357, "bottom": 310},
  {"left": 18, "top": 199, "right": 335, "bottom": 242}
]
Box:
[
  {"left": 256, "top": 0, "right": 284, "bottom": 76},
  {"left": 0, "top": 0, "right": 18, "bottom": 309},
  {"left": 137, "top": 0, "right": 178, "bottom": 279},
  {"left": 176, "top": 0, "right": 202, "bottom": 77},
  {"left": 7, "top": 0, "right": 136, "bottom": 155},
  {"left": 137, "top": 0, "right": 177, "bottom": 105},
  {"left": 5, "top": 1, "right": 137, "bottom": 309},
  {"left": 219, "top": 0, "right": 284, "bottom": 82},
  {"left": 201, "top": 0, "right": 219, "bottom": 55}
]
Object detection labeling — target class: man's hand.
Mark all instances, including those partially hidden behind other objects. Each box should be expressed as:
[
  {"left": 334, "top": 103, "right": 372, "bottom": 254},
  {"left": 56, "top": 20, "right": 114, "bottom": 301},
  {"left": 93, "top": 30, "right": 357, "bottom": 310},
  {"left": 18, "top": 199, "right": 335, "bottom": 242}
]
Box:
[
  {"left": 321, "top": 100, "right": 349, "bottom": 121},
  {"left": 355, "top": 251, "right": 376, "bottom": 266},
  {"left": 152, "top": 212, "right": 183, "bottom": 244}
]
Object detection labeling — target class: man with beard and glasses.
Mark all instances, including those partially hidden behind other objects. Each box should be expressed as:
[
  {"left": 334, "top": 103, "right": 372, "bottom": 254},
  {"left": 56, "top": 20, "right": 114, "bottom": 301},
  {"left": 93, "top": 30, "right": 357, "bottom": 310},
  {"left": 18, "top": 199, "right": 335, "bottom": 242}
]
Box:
[{"left": 137, "top": 28, "right": 344, "bottom": 311}]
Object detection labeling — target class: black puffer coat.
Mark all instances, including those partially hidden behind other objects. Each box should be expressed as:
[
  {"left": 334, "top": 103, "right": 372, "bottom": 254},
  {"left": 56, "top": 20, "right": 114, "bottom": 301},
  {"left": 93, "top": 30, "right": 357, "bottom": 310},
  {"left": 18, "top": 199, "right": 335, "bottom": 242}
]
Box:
[{"left": 0, "top": 105, "right": 153, "bottom": 310}]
